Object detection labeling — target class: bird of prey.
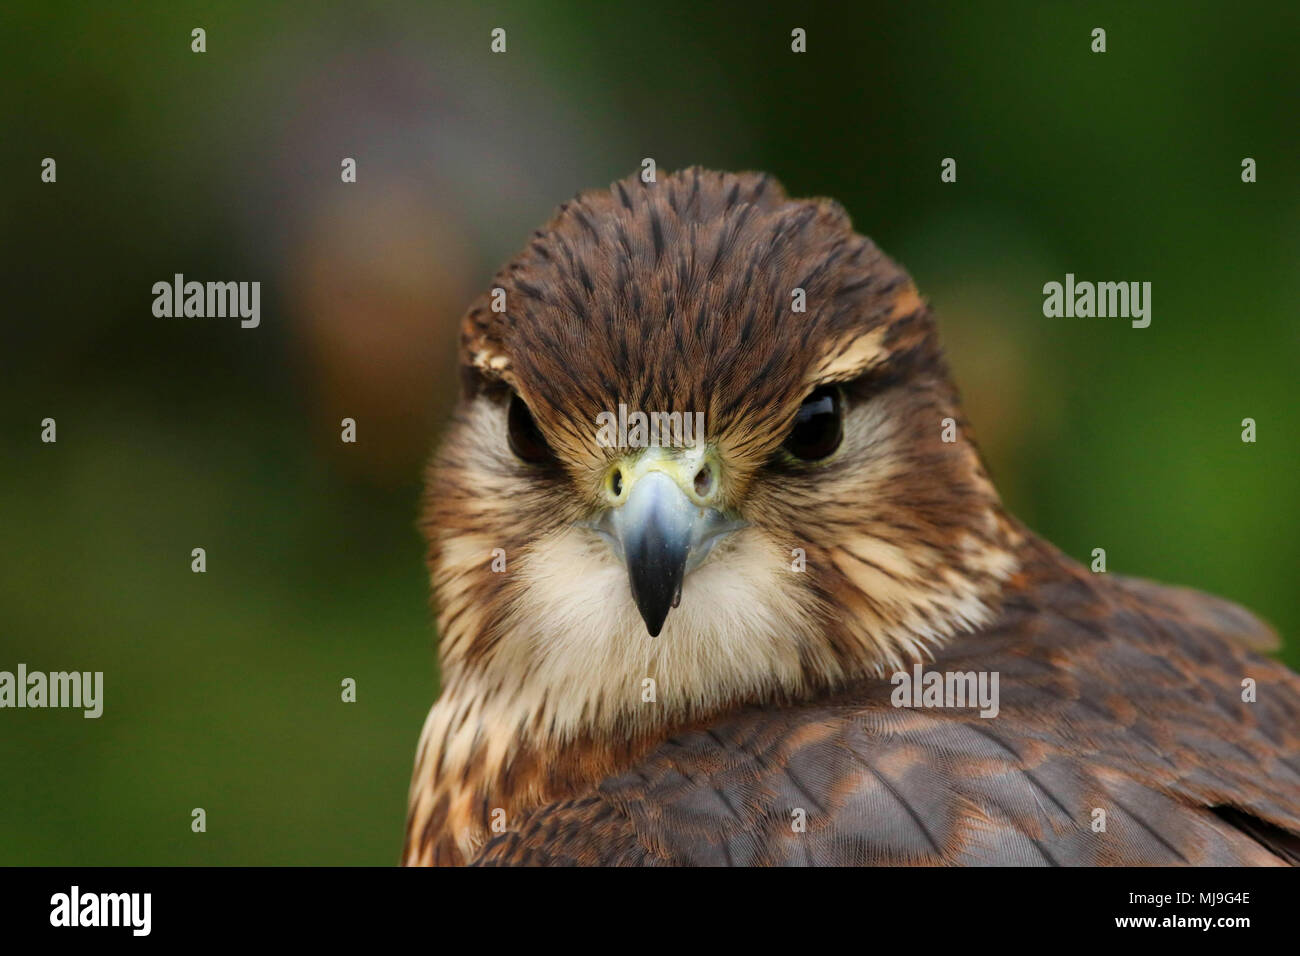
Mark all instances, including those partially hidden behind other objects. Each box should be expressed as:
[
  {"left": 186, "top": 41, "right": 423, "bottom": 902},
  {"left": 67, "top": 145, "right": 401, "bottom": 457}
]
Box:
[{"left": 403, "top": 168, "right": 1300, "bottom": 866}]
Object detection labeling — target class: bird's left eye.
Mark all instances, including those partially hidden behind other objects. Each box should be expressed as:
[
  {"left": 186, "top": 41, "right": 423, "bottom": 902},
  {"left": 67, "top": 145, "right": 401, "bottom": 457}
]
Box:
[
  {"left": 782, "top": 386, "right": 843, "bottom": 461},
  {"left": 507, "top": 392, "right": 553, "bottom": 464}
]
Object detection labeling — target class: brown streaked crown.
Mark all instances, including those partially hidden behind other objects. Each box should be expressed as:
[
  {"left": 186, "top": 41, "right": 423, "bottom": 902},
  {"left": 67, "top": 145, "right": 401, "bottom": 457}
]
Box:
[{"left": 458, "top": 167, "right": 945, "bottom": 475}]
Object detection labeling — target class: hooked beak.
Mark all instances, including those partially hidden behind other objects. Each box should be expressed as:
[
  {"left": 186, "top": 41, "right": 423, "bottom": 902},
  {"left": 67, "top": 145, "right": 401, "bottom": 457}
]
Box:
[{"left": 590, "top": 458, "right": 744, "bottom": 637}]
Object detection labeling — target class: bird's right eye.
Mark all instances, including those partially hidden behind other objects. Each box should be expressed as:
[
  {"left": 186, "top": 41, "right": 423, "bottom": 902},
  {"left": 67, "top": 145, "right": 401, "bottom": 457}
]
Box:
[
  {"left": 782, "top": 386, "right": 844, "bottom": 461},
  {"left": 507, "top": 392, "right": 553, "bottom": 464}
]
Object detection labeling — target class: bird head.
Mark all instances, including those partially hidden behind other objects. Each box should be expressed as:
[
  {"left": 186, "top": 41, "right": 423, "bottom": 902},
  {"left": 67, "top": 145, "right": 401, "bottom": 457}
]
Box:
[{"left": 421, "top": 168, "right": 1020, "bottom": 740}]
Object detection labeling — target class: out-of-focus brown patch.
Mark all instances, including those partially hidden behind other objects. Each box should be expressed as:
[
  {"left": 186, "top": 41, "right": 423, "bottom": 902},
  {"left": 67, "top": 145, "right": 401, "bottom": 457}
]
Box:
[{"left": 286, "top": 184, "right": 477, "bottom": 485}]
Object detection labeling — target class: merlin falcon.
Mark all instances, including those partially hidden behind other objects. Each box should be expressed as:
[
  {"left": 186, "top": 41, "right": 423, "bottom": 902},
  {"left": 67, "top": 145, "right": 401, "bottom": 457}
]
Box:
[{"left": 403, "top": 168, "right": 1300, "bottom": 866}]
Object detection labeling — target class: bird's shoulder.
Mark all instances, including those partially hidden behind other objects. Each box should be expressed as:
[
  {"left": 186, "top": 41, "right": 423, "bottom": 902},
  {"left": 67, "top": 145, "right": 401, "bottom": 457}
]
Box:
[{"left": 474, "top": 557, "right": 1300, "bottom": 865}]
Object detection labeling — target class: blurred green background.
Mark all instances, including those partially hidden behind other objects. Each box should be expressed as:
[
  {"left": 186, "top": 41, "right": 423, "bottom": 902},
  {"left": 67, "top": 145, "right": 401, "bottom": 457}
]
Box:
[{"left": 1, "top": 1, "right": 1296, "bottom": 864}]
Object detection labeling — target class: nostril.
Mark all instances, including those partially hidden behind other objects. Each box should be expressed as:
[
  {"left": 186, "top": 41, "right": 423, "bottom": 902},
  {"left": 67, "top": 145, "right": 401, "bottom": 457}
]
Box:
[
  {"left": 611, "top": 468, "right": 623, "bottom": 497},
  {"left": 693, "top": 464, "right": 713, "bottom": 498}
]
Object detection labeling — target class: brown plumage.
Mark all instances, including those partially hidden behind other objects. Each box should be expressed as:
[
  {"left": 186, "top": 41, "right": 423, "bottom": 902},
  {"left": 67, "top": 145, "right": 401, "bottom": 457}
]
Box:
[{"left": 403, "top": 168, "right": 1300, "bottom": 866}]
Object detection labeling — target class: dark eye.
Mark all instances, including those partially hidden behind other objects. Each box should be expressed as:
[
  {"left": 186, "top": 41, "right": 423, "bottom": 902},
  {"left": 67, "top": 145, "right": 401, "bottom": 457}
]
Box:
[
  {"left": 782, "top": 386, "right": 843, "bottom": 461},
  {"left": 507, "top": 392, "right": 553, "bottom": 464}
]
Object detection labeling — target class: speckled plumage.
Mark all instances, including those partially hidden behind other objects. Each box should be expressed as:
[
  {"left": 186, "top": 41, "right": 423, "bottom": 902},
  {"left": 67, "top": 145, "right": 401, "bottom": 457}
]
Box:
[{"left": 403, "top": 169, "right": 1300, "bottom": 866}]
